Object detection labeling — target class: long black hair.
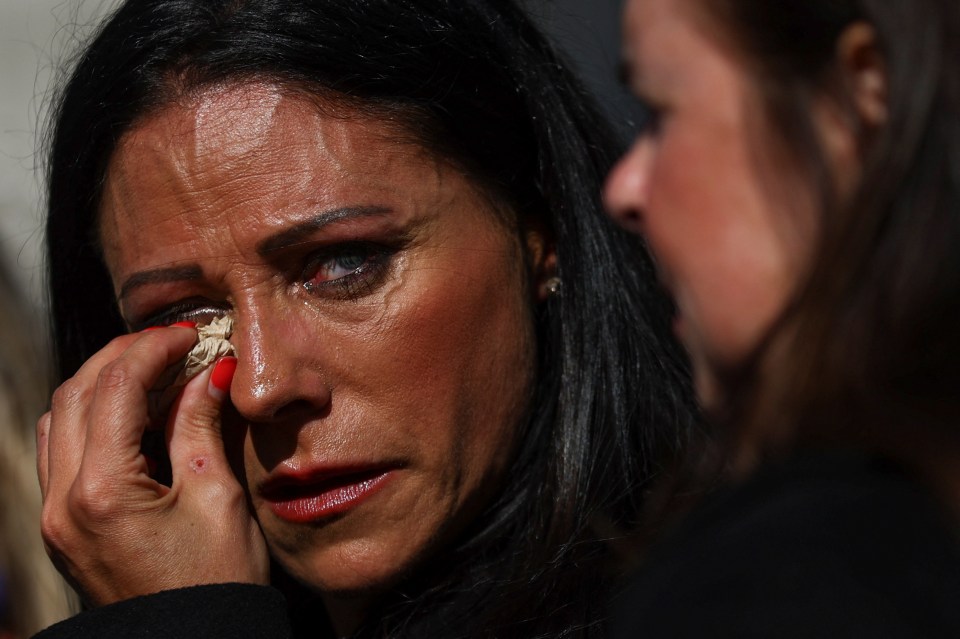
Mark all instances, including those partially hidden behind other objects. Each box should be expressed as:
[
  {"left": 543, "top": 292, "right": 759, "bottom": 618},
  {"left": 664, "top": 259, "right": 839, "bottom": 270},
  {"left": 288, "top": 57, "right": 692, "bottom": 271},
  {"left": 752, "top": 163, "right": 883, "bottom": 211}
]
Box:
[
  {"left": 690, "top": 0, "right": 960, "bottom": 470},
  {"left": 45, "top": 0, "right": 695, "bottom": 635}
]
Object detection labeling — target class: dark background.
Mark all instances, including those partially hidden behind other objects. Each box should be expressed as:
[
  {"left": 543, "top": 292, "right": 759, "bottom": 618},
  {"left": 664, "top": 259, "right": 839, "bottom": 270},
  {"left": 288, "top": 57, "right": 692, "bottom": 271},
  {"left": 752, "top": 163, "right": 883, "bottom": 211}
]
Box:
[{"left": 526, "top": 0, "right": 642, "bottom": 138}]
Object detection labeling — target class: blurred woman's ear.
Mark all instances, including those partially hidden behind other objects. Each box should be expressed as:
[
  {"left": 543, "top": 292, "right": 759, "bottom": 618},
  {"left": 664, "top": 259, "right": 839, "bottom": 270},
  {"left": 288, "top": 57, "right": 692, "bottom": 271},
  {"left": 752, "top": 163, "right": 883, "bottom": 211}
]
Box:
[
  {"left": 813, "top": 22, "right": 888, "bottom": 201},
  {"left": 837, "top": 22, "right": 888, "bottom": 129}
]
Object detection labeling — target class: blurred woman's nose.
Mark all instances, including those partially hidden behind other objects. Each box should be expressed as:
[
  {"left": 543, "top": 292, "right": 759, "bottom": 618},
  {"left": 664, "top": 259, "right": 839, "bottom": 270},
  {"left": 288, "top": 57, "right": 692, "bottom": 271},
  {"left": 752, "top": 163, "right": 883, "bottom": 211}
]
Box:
[
  {"left": 604, "top": 136, "right": 654, "bottom": 235},
  {"left": 227, "top": 311, "right": 331, "bottom": 423}
]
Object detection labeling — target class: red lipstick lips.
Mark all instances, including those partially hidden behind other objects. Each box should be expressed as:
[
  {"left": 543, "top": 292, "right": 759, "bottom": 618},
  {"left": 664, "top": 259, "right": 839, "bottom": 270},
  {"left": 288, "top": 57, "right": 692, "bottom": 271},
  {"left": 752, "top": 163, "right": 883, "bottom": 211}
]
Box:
[{"left": 260, "top": 466, "right": 395, "bottom": 524}]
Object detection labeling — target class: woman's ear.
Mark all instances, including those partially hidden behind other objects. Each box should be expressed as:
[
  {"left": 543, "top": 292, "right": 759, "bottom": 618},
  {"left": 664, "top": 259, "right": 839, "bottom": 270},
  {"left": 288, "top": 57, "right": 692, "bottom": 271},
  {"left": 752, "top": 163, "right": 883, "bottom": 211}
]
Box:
[
  {"left": 837, "top": 22, "right": 888, "bottom": 128},
  {"left": 523, "top": 223, "right": 559, "bottom": 302},
  {"left": 815, "top": 22, "right": 888, "bottom": 198}
]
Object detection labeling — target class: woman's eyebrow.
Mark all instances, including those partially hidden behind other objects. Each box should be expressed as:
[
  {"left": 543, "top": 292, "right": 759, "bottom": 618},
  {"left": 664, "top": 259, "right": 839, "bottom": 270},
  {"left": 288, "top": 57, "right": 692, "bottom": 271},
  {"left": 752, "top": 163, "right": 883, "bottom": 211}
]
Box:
[
  {"left": 118, "top": 264, "right": 203, "bottom": 301},
  {"left": 117, "top": 206, "right": 392, "bottom": 300},
  {"left": 256, "top": 205, "right": 392, "bottom": 256}
]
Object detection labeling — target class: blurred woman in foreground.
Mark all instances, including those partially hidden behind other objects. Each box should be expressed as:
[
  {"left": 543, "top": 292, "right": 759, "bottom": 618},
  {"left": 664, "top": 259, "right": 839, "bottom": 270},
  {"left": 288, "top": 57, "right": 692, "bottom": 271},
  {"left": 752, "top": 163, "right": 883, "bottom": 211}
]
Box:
[{"left": 607, "top": 0, "right": 960, "bottom": 635}]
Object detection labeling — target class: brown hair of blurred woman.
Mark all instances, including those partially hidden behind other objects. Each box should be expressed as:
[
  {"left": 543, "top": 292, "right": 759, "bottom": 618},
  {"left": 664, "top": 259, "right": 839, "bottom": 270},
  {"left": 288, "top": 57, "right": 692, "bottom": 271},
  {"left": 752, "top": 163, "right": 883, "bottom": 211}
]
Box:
[{"left": 685, "top": 0, "right": 960, "bottom": 495}]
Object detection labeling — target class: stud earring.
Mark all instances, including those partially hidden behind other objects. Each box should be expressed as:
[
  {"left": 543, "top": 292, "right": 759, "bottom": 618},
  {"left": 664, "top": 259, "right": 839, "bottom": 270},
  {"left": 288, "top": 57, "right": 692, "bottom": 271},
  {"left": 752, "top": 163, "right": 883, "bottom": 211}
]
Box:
[{"left": 544, "top": 276, "right": 562, "bottom": 296}]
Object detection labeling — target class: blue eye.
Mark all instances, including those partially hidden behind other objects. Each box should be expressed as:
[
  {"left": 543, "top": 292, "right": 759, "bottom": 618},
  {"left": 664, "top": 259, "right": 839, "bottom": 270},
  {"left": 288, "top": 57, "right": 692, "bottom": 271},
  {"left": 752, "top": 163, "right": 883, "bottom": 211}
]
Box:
[
  {"left": 333, "top": 252, "right": 366, "bottom": 272},
  {"left": 307, "top": 249, "right": 368, "bottom": 284},
  {"left": 302, "top": 244, "right": 391, "bottom": 296}
]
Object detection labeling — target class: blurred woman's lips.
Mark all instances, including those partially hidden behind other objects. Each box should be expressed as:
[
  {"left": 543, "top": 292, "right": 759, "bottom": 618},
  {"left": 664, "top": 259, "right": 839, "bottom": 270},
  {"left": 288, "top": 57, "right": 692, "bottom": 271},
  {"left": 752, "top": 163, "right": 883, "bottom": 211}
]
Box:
[{"left": 259, "top": 464, "right": 398, "bottom": 524}]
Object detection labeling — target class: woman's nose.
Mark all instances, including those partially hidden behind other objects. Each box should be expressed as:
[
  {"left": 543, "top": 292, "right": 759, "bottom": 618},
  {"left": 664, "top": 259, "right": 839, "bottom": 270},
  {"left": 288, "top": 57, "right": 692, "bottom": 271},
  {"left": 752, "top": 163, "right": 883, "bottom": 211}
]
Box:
[
  {"left": 604, "top": 136, "right": 654, "bottom": 236},
  {"left": 227, "top": 314, "right": 331, "bottom": 423}
]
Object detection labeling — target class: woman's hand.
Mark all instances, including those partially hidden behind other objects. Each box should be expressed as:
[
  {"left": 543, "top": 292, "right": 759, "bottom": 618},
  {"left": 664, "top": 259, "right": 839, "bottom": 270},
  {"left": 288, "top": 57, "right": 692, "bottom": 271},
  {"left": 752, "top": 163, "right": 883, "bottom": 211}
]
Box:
[{"left": 36, "top": 325, "right": 269, "bottom": 606}]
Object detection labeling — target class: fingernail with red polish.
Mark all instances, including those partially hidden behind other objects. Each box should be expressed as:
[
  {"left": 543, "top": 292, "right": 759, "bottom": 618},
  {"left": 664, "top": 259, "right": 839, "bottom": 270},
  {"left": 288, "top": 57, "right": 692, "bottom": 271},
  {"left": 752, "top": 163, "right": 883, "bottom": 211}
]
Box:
[
  {"left": 171, "top": 321, "right": 197, "bottom": 329},
  {"left": 143, "top": 326, "right": 163, "bottom": 332},
  {"left": 209, "top": 357, "right": 237, "bottom": 401}
]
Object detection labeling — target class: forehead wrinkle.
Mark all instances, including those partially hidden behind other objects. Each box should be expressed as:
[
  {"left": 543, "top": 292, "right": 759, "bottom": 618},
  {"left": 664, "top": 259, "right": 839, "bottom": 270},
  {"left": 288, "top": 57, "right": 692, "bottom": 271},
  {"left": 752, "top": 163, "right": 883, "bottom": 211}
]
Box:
[
  {"left": 184, "top": 101, "right": 349, "bottom": 231},
  {"left": 113, "top": 117, "right": 316, "bottom": 244},
  {"left": 187, "top": 84, "right": 346, "bottom": 195},
  {"left": 117, "top": 91, "right": 291, "bottom": 213},
  {"left": 193, "top": 82, "right": 284, "bottom": 164},
  {"left": 106, "top": 118, "right": 217, "bottom": 235}
]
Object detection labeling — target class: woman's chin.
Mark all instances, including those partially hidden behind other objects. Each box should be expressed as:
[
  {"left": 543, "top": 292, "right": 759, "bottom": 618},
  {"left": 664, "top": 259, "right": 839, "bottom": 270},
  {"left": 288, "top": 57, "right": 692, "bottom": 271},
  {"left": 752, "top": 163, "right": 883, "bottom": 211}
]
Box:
[
  {"left": 688, "top": 343, "right": 724, "bottom": 413},
  {"left": 278, "top": 549, "right": 407, "bottom": 597},
  {"left": 693, "top": 366, "right": 722, "bottom": 412},
  {"left": 264, "top": 512, "right": 441, "bottom": 597}
]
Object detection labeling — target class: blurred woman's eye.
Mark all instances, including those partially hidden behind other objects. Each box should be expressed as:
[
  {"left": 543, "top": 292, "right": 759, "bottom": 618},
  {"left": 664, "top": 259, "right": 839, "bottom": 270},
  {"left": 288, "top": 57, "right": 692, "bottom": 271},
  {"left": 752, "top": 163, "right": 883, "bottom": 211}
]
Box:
[
  {"left": 618, "top": 63, "right": 665, "bottom": 139},
  {"left": 302, "top": 243, "right": 392, "bottom": 298},
  {"left": 635, "top": 97, "right": 664, "bottom": 138}
]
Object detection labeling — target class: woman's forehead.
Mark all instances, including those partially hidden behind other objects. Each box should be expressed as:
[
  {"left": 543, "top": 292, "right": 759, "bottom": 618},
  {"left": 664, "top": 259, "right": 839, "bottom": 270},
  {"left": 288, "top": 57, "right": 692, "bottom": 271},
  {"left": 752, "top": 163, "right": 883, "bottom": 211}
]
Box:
[
  {"left": 95, "top": 86, "right": 476, "bottom": 279},
  {"left": 116, "top": 83, "right": 389, "bottom": 172},
  {"left": 189, "top": 83, "right": 288, "bottom": 163},
  {"left": 103, "top": 86, "right": 431, "bottom": 223}
]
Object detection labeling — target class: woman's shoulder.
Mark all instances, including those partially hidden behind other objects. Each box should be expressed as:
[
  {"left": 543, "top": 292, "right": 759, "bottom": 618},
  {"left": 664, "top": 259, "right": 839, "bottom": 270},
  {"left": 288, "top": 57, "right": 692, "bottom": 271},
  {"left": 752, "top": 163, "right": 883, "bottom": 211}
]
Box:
[
  {"left": 32, "top": 584, "right": 294, "bottom": 639},
  {"left": 612, "top": 452, "right": 960, "bottom": 638}
]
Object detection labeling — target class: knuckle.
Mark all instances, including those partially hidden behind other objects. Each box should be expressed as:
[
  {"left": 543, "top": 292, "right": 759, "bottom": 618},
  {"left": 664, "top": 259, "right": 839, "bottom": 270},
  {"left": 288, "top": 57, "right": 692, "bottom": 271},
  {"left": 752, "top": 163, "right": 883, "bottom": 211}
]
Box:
[
  {"left": 173, "top": 392, "right": 223, "bottom": 441},
  {"left": 201, "top": 479, "right": 246, "bottom": 509},
  {"left": 96, "top": 360, "right": 137, "bottom": 394},
  {"left": 39, "top": 503, "right": 71, "bottom": 552},
  {"left": 184, "top": 460, "right": 240, "bottom": 495},
  {"left": 51, "top": 378, "right": 89, "bottom": 410},
  {"left": 68, "top": 476, "right": 118, "bottom": 521},
  {"left": 36, "top": 411, "right": 51, "bottom": 438},
  {"left": 180, "top": 408, "right": 219, "bottom": 437}
]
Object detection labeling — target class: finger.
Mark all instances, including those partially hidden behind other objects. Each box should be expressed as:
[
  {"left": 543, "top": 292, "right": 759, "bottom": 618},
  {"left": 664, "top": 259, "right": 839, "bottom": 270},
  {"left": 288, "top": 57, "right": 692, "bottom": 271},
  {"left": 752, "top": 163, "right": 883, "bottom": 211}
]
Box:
[
  {"left": 45, "top": 333, "right": 143, "bottom": 498},
  {"left": 37, "top": 411, "right": 52, "bottom": 500},
  {"left": 167, "top": 356, "right": 238, "bottom": 486},
  {"left": 78, "top": 326, "right": 199, "bottom": 489}
]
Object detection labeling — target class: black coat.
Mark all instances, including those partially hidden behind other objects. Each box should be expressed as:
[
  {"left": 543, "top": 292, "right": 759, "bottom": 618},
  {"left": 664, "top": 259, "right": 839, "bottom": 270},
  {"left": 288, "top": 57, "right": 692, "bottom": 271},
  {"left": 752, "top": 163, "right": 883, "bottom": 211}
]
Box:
[
  {"left": 612, "top": 453, "right": 960, "bottom": 638},
  {"left": 33, "top": 584, "right": 295, "bottom": 638}
]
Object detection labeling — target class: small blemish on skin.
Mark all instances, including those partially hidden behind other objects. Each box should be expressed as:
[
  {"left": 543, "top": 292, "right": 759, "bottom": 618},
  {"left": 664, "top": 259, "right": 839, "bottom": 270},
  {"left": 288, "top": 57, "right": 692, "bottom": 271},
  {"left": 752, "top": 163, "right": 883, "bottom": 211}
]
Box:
[{"left": 190, "top": 457, "right": 208, "bottom": 473}]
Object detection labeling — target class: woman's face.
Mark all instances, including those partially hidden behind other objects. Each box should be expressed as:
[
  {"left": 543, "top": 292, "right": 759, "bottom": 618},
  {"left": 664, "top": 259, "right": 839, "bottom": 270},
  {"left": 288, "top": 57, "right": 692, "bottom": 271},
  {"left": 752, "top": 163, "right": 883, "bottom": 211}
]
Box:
[
  {"left": 99, "top": 84, "right": 546, "bottom": 602},
  {"left": 605, "top": 0, "right": 817, "bottom": 406}
]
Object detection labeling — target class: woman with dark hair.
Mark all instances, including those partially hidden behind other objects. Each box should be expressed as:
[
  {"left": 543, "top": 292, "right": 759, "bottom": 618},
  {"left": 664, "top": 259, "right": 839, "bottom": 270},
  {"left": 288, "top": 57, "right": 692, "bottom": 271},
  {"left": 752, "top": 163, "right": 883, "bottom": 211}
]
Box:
[
  {"left": 34, "top": 0, "right": 694, "bottom": 637},
  {"left": 607, "top": 0, "right": 960, "bottom": 635}
]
